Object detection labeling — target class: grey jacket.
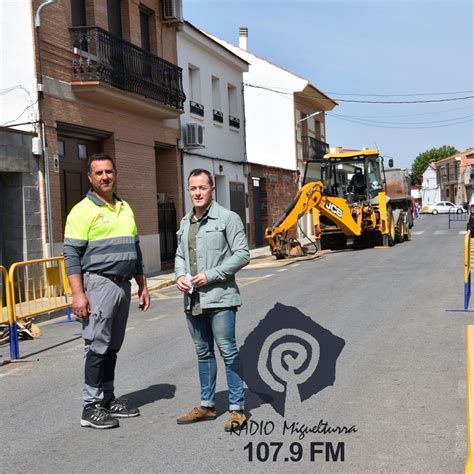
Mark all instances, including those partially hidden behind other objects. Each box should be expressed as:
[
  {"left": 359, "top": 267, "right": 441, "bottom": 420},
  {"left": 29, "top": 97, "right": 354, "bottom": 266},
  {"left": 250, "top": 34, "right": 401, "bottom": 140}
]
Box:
[{"left": 175, "top": 200, "right": 250, "bottom": 311}]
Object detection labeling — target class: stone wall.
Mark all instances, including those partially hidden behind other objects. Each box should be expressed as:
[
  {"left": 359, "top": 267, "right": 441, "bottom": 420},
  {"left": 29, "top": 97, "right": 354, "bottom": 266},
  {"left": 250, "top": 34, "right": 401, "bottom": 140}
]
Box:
[{"left": 0, "top": 129, "right": 42, "bottom": 267}]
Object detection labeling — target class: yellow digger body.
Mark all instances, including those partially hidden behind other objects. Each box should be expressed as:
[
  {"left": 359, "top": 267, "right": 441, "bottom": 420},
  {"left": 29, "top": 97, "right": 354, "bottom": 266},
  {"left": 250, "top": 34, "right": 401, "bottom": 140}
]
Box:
[{"left": 265, "top": 149, "right": 396, "bottom": 259}]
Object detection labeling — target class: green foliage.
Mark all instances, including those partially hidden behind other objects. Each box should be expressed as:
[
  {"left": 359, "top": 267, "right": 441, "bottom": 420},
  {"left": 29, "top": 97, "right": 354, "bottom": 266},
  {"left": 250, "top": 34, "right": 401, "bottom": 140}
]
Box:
[{"left": 411, "top": 145, "right": 459, "bottom": 184}]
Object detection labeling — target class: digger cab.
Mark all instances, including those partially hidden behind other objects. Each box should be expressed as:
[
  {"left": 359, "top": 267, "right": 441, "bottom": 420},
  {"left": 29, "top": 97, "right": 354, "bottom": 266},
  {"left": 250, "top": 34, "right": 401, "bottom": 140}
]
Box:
[{"left": 303, "top": 149, "right": 385, "bottom": 202}]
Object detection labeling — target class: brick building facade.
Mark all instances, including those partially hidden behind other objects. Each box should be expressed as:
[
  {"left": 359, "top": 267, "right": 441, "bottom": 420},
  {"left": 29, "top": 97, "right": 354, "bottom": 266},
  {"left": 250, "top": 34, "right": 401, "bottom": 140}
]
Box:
[
  {"left": 247, "top": 164, "right": 299, "bottom": 248},
  {"left": 33, "top": 0, "right": 185, "bottom": 273},
  {"left": 436, "top": 148, "right": 474, "bottom": 205}
]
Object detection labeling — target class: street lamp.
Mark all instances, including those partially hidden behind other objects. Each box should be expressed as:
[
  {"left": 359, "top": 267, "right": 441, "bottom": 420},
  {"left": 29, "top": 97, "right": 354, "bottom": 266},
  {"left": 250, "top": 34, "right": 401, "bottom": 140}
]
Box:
[
  {"left": 35, "top": 0, "right": 58, "bottom": 28},
  {"left": 35, "top": 0, "right": 58, "bottom": 257},
  {"left": 296, "top": 110, "right": 323, "bottom": 124}
]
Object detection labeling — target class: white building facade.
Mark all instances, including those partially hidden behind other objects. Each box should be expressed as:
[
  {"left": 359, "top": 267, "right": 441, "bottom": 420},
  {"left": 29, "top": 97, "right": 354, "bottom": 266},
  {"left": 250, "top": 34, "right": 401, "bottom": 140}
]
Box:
[
  {"left": 177, "top": 22, "right": 249, "bottom": 228},
  {"left": 203, "top": 28, "right": 336, "bottom": 245},
  {"left": 421, "top": 164, "right": 441, "bottom": 206},
  {"left": 0, "top": 2, "right": 38, "bottom": 132},
  {"left": 205, "top": 30, "right": 335, "bottom": 176},
  {"left": 0, "top": 2, "right": 44, "bottom": 267}
]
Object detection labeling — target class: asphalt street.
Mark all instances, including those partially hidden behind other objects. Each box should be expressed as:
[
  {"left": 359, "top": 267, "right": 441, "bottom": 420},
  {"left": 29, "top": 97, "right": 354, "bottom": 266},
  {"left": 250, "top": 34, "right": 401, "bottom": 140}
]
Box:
[{"left": 1, "top": 213, "right": 471, "bottom": 472}]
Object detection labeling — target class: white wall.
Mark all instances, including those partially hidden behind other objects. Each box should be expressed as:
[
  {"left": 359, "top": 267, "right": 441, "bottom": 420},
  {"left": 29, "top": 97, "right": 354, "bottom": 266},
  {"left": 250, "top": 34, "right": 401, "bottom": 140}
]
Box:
[
  {"left": 178, "top": 24, "right": 249, "bottom": 222},
  {"left": 0, "top": 1, "right": 38, "bottom": 132},
  {"left": 206, "top": 33, "right": 308, "bottom": 172},
  {"left": 177, "top": 25, "right": 247, "bottom": 163},
  {"left": 421, "top": 167, "right": 440, "bottom": 205}
]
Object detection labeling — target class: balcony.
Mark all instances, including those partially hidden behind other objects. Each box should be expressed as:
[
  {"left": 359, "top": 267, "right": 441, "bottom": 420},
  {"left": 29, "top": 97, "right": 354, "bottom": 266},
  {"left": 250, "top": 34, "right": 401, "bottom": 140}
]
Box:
[
  {"left": 70, "top": 27, "right": 186, "bottom": 116},
  {"left": 302, "top": 136, "right": 330, "bottom": 161}
]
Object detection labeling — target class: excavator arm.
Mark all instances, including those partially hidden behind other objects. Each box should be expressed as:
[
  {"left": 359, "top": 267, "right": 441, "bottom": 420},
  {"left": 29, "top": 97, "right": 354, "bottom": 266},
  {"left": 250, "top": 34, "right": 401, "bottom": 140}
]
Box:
[{"left": 265, "top": 181, "right": 363, "bottom": 258}]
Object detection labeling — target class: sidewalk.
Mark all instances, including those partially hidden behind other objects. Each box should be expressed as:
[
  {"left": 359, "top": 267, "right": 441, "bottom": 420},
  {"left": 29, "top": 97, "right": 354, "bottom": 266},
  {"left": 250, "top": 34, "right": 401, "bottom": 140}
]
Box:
[
  {"left": 131, "top": 245, "right": 272, "bottom": 295},
  {"left": 5, "top": 243, "right": 315, "bottom": 327}
]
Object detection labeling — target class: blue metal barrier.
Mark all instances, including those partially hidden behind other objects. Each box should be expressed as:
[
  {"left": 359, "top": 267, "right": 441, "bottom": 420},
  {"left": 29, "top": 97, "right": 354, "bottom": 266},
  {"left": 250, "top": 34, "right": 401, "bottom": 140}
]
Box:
[{"left": 449, "top": 208, "right": 467, "bottom": 229}]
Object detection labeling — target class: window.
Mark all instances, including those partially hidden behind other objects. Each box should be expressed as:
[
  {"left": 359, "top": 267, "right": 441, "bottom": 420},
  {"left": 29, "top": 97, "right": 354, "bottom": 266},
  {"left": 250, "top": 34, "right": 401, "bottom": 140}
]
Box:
[
  {"left": 71, "top": 0, "right": 87, "bottom": 48},
  {"left": 212, "top": 76, "right": 223, "bottom": 123},
  {"left": 189, "top": 65, "right": 203, "bottom": 116},
  {"left": 188, "top": 65, "right": 201, "bottom": 103},
  {"left": 140, "top": 8, "right": 151, "bottom": 52},
  {"left": 228, "top": 84, "right": 239, "bottom": 128},
  {"left": 107, "top": 0, "right": 123, "bottom": 38},
  {"left": 71, "top": 0, "right": 86, "bottom": 27},
  {"left": 140, "top": 6, "right": 153, "bottom": 77},
  {"left": 58, "top": 140, "right": 65, "bottom": 157},
  {"left": 78, "top": 143, "right": 88, "bottom": 160},
  {"left": 317, "top": 120, "right": 326, "bottom": 141},
  {"left": 212, "top": 76, "right": 220, "bottom": 109},
  {"left": 227, "top": 84, "right": 237, "bottom": 116}
]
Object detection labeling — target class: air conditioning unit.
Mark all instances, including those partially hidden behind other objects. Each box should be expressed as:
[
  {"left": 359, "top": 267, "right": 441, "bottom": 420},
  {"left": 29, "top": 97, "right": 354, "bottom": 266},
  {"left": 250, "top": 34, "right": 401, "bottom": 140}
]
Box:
[
  {"left": 185, "top": 123, "right": 204, "bottom": 147},
  {"left": 162, "top": 0, "right": 183, "bottom": 23}
]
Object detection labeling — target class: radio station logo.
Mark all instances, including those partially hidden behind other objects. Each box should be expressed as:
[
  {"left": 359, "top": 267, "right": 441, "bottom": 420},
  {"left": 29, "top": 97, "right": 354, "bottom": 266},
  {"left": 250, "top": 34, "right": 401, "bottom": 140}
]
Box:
[{"left": 240, "top": 303, "right": 345, "bottom": 416}]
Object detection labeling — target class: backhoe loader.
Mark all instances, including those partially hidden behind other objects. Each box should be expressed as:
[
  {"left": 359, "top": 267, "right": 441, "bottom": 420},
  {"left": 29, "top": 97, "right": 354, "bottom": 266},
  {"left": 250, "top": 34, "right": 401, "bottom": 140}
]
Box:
[{"left": 265, "top": 149, "right": 410, "bottom": 259}]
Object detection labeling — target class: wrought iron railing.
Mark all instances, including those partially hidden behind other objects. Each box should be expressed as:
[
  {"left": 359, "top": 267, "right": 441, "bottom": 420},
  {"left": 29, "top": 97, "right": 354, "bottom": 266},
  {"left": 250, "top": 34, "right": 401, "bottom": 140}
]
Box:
[
  {"left": 213, "top": 110, "right": 223, "bottom": 123},
  {"left": 229, "top": 115, "right": 240, "bottom": 129},
  {"left": 70, "top": 26, "right": 186, "bottom": 110},
  {"left": 190, "top": 101, "right": 204, "bottom": 116},
  {"left": 302, "top": 136, "right": 329, "bottom": 161}
]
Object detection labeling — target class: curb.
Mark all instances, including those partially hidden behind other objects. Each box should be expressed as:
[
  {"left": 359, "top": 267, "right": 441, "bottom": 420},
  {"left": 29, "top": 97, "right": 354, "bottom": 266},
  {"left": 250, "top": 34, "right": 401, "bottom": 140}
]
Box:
[{"left": 131, "top": 279, "right": 175, "bottom": 297}]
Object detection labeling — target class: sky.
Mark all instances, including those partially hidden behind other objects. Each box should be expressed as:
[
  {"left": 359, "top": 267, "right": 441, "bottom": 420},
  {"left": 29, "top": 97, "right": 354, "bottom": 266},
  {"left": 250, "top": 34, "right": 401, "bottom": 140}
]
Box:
[{"left": 182, "top": 0, "right": 473, "bottom": 169}]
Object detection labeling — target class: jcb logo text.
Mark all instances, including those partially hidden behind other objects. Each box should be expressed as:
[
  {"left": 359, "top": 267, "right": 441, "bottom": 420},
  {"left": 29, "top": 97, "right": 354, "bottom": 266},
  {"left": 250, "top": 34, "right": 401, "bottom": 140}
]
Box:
[{"left": 325, "top": 202, "right": 343, "bottom": 218}]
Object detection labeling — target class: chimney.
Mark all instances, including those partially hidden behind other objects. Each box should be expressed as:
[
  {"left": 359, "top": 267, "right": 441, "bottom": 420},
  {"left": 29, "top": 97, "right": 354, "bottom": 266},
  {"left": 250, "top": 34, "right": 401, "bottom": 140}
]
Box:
[{"left": 239, "top": 27, "right": 248, "bottom": 50}]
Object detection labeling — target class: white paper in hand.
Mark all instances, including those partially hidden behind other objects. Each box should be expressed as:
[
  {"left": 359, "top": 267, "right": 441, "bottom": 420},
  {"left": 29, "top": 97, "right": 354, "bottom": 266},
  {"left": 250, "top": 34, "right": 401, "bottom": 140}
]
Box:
[{"left": 185, "top": 273, "right": 194, "bottom": 294}]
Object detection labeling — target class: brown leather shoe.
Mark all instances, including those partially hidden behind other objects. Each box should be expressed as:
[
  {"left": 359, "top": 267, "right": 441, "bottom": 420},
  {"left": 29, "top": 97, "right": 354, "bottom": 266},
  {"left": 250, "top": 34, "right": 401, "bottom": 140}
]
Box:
[
  {"left": 176, "top": 406, "right": 217, "bottom": 425},
  {"left": 224, "top": 411, "right": 247, "bottom": 432}
]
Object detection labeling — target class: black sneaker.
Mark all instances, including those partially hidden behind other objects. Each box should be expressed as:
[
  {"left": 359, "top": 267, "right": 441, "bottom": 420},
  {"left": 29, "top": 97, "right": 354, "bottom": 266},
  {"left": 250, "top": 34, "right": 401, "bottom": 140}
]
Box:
[
  {"left": 80, "top": 404, "right": 119, "bottom": 429},
  {"left": 106, "top": 397, "right": 140, "bottom": 418}
]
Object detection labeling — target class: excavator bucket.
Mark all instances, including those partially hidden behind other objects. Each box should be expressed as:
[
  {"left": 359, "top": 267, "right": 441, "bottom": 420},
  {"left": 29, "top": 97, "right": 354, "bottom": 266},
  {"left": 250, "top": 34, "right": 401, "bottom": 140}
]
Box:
[{"left": 288, "top": 238, "right": 306, "bottom": 258}]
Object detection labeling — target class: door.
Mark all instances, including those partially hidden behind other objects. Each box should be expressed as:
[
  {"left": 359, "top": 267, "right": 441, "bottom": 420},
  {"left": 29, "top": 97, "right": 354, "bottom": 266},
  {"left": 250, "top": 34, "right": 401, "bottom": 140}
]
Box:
[
  {"left": 158, "top": 199, "right": 177, "bottom": 265},
  {"left": 58, "top": 136, "right": 100, "bottom": 230},
  {"left": 229, "top": 181, "right": 246, "bottom": 230},
  {"left": 252, "top": 178, "right": 264, "bottom": 246},
  {"left": 107, "top": 0, "right": 122, "bottom": 38},
  {"left": 107, "top": 0, "right": 125, "bottom": 88}
]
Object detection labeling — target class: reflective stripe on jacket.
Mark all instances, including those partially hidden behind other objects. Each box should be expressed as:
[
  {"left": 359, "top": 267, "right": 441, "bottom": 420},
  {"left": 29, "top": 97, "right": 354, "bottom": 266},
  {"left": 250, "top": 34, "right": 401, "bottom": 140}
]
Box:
[{"left": 64, "top": 190, "right": 143, "bottom": 278}]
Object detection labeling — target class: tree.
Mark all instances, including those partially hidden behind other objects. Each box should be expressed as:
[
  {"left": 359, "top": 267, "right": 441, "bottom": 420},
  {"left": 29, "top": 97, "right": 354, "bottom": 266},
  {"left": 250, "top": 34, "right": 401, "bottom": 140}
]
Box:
[{"left": 411, "top": 145, "right": 459, "bottom": 184}]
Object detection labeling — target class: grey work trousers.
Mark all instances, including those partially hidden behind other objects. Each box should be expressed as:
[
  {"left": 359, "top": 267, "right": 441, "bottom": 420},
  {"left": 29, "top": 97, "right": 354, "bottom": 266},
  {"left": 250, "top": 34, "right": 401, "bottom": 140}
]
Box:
[{"left": 82, "top": 273, "right": 131, "bottom": 406}]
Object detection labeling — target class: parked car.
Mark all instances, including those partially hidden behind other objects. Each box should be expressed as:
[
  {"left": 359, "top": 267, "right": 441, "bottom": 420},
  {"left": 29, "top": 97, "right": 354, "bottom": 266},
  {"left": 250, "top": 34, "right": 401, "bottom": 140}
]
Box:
[{"left": 422, "top": 201, "right": 466, "bottom": 215}]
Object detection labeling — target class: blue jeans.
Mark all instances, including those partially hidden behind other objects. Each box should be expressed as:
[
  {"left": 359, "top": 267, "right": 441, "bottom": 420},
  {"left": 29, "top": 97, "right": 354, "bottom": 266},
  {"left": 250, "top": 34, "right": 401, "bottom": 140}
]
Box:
[{"left": 186, "top": 308, "right": 244, "bottom": 411}]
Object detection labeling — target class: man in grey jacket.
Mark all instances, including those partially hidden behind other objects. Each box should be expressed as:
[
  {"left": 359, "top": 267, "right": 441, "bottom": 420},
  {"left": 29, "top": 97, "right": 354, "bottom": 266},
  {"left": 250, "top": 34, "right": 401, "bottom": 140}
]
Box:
[{"left": 175, "top": 168, "right": 250, "bottom": 431}]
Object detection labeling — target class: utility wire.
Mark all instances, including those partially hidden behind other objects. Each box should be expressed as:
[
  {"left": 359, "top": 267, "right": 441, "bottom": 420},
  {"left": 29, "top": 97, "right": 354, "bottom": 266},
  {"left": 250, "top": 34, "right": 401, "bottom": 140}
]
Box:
[
  {"left": 322, "top": 90, "right": 474, "bottom": 97},
  {"left": 243, "top": 83, "right": 474, "bottom": 97},
  {"left": 0, "top": 121, "right": 40, "bottom": 129},
  {"left": 1, "top": 99, "right": 39, "bottom": 127},
  {"left": 328, "top": 105, "right": 473, "bottom": 119},
  {"left": 329, "top": 111, "right": 474, "bottom": 125},
  {"left": 327, "top": 113, "right": 474, "bottom": 129},
  {"left": 244, "top": 83, "right": 474, "bottom": 104}
]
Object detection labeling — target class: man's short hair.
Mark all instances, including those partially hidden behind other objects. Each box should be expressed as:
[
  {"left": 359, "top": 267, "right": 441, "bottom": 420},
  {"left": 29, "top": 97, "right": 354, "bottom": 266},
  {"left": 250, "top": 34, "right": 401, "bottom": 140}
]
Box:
[
  {"left": 188, "top": 168, "right": 214, "bottom": 187},
  {"left": 87, "top": 153, "right": 116, "bottom": 173}
]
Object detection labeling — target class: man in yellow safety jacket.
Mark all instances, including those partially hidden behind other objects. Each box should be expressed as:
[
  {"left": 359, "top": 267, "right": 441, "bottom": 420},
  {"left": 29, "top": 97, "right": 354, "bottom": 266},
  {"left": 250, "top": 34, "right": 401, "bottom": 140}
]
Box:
[{"left": 64, "top": 153, "right": 150, "bottom": 429}]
